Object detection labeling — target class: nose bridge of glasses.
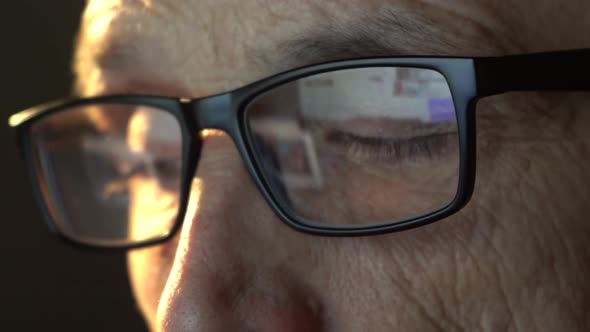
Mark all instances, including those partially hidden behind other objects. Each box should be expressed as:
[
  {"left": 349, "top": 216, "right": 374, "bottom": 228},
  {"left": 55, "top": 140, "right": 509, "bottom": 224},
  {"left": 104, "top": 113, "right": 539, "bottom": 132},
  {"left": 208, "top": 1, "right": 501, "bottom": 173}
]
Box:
[{"left": 188, "top": 93, "right": 233, "bottom": 133}]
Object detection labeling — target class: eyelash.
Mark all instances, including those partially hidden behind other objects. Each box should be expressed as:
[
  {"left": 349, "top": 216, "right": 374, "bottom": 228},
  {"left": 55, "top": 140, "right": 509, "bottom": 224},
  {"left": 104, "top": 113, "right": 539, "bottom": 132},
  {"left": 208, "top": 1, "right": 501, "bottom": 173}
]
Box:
[{"left": 324, "top": 130, "right": 456, "bottom": 163}]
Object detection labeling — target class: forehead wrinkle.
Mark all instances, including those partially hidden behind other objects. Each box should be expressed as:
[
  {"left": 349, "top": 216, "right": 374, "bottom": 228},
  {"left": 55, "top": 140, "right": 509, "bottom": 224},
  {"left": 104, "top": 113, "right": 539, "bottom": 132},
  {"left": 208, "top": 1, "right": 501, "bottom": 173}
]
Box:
[
  {"left": 76, "top": 0, "right": 266, "bottom": 97},
  {"left": 74, "top": 0, "right": 196, "bottom": 96},
  {"left": 75, "top": 0, "right": 535, "bottom": 99},
  {"left": 252, "top": 3, "right": 515, "bottom": 72}
]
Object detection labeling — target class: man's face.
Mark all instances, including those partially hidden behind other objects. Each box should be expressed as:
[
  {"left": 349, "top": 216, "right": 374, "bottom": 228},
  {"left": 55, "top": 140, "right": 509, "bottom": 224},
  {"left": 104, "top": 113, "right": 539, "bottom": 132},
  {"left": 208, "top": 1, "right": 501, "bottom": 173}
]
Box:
[{"left": 75, "top": 0, "right": 590, "bottom": 331}]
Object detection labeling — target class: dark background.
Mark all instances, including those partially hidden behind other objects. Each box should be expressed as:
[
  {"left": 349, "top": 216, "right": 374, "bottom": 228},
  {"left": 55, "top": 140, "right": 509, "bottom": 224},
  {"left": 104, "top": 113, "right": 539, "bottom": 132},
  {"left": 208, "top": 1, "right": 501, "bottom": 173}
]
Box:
[{"left": 1, "top": 2, "right": 147, "bottom": 331}]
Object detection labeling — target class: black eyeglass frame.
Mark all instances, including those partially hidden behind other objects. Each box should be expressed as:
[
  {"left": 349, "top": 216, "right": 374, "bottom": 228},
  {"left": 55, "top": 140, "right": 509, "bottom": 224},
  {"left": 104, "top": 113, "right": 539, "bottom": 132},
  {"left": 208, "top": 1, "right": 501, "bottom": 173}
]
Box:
[{"left": 9, "top": 49, "right": 590, "bottom": 249}]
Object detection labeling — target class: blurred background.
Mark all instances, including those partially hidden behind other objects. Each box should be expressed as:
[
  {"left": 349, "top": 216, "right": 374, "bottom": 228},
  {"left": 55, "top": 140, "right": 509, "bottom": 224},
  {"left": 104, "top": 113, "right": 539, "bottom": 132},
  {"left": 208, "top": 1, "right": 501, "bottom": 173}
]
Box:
[{"left": 0, "top": 2, "right": 147, "bottom": 330}]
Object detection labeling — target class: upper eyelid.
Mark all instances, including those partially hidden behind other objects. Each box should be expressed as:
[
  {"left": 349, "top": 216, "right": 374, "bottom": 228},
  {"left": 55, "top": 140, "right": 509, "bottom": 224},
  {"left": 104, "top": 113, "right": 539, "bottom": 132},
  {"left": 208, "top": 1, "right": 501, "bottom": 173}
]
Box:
[{"left": 325, "top": 129, "right": 455, "bottom": 145}]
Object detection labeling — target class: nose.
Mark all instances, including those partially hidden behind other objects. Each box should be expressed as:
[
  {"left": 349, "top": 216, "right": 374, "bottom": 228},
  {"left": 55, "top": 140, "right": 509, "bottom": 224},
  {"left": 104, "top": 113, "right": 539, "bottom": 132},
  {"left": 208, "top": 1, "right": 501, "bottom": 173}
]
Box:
[{"left": 155, "top": 131, "right": 325, "bottom": 331}]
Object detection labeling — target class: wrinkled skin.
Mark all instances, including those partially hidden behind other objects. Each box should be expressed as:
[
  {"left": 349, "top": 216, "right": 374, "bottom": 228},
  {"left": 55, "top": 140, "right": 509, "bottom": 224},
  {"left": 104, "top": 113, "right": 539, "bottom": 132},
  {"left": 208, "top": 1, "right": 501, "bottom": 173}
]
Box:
[{"left": 74, "top": 0, "right": 590, "bottom": 331}]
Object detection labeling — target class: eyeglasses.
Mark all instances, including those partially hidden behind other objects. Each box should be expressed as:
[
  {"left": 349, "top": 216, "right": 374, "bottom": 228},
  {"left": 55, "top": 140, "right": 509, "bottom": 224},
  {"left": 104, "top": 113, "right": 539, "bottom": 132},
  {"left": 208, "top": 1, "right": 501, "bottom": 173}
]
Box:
[{"left": 9, "top": 49, "right": 590, "bottom": 249}]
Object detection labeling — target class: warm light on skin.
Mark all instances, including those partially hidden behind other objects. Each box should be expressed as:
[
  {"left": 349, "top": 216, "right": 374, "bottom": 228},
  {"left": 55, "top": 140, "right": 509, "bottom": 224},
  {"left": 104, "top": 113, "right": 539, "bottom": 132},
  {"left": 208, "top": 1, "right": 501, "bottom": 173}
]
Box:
[
  {"left": 200, "top": 129, "right": 225, "bottom": 139},
  {"left": 126, "top": 109, "right": 182, "bottom": 241},
  {"left": 84, "top": 3, "right": 115, "bottom": 44},
  {"left": 128, "top": 176, "right": 204, "bottom": 331},
  {"left": 77, "top": 1, "right": 120, "bottom": 96},
  {"left": 155, "top": 177, "right": 204, "bottom": 331},
  {"left": 127, "top": 107, "right": 182, "bottom": 154}
]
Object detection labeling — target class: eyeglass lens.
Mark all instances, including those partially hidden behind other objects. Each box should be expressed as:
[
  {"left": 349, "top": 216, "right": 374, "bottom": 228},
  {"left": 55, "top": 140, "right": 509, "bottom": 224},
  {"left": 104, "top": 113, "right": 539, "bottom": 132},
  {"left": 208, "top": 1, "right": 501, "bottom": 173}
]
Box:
[
  {"left": 246, "top": 67, "right": 460, "bottom": 227},
  {"left": 31, "top": 105, "right": 183, "bottom": 246}
]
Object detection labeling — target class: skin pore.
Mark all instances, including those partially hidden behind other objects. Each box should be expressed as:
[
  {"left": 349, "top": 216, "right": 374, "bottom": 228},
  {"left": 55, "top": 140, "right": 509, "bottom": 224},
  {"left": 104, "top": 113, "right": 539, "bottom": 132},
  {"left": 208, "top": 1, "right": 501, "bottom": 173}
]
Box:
[{"left": 75, "top": 0, "right": 590, "bottom": 331}]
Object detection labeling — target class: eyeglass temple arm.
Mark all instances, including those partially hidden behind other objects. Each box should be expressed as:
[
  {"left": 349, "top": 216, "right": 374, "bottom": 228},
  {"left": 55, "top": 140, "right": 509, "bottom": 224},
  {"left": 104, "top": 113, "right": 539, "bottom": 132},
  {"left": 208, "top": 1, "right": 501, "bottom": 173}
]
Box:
[{"left": 474, "top": 49, "right": 590, "bottom": 97}]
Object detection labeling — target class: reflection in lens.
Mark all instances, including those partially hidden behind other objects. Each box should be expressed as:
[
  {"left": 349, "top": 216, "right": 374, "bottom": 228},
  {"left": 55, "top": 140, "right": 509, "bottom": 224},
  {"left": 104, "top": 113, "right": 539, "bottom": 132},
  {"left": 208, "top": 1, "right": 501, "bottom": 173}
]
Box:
[
  {"left": 246, "top": 67, "right": 460, "bottom": 227},
  {"left": 31, "top": 104, "right": 183, "bottom": 246}
]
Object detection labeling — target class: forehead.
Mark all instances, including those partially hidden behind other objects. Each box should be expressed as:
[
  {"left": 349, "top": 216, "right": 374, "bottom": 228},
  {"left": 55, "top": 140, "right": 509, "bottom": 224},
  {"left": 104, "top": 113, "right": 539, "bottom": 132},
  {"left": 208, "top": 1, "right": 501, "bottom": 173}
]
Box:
[{"left": 75, "top": 0, "right": 586, "bottom": 97}]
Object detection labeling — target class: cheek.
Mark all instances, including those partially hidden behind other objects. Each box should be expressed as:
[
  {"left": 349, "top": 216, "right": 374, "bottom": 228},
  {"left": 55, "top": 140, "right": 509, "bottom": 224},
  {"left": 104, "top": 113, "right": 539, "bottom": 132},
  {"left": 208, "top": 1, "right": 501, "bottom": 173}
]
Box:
[
  {"left": 127, "top": 178, "right": 182, "bottom": 325},
  {"left": 125, "top": 110, "right": 186, "bottom": 322},
  {"left": 476, "top": 139, "right": 590, "bottom": 220},
  {"left": 128, "top": 235, "right": 180, "bottom": 325},
  {"left": 128, "top": 177, "right": 179, "bottom": 242}
]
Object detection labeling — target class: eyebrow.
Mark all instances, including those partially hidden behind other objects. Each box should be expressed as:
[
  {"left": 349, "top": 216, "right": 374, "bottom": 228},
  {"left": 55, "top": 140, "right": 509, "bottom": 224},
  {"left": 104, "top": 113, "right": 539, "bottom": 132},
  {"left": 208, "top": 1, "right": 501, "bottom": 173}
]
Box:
[
  {"left": 252, "top": 7, "right": 506, "bottom": 72},
  {"left": 74, "top": 5, "right": 507, "bottom": 96}
]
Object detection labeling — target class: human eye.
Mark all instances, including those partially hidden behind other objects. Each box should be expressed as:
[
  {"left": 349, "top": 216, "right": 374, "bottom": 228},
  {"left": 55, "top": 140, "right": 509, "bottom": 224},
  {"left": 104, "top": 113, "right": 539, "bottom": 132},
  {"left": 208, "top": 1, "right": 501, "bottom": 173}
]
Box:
[{"left": 321, "top": 121, "right": 459, "bottom": 165}]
